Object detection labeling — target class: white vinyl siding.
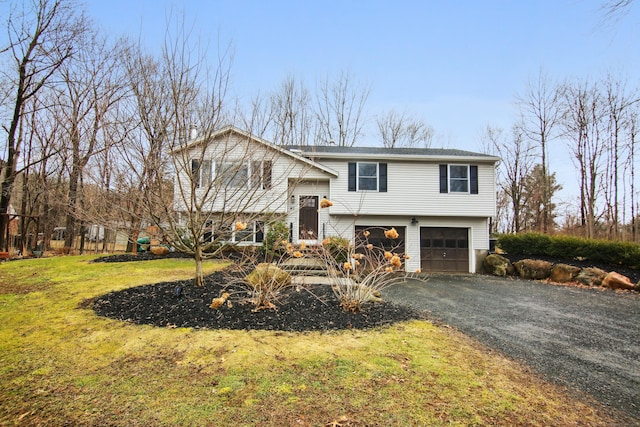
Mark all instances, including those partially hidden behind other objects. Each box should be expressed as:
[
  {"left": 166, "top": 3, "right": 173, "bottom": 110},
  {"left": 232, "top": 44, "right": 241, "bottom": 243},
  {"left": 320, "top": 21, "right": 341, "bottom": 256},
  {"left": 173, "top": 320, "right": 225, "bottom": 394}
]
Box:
[
  {"left": 174, "top": 132, "right": 333, "bottom": 214},
  {"left": 325, "top": 160, "right": 496, "bottom": 217}
]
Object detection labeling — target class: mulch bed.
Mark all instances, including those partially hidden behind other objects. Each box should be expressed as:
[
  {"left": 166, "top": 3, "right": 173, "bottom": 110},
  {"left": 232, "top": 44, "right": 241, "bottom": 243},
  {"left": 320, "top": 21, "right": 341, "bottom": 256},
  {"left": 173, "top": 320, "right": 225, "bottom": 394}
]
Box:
[
  {"left": 91, "top": 252, "right": 639, "bottom": 332},
  {"left": 93, "top": 271, "right": 425, "bottom": 332},
  {"left": 91, "top": 252, "right": 192, "bottom": 263}
]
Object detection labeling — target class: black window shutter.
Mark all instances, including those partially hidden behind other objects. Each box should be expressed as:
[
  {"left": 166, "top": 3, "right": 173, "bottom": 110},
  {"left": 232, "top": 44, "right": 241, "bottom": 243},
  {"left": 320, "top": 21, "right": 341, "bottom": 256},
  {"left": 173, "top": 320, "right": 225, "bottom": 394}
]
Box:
[
  {"left": 348, "top": 162, "right": 356, "bottom": 192},
  {"left": 470, "top": 165, "right": 478, "bottom": 194},
  {"left": 439, "top": 164, "right": 448, "bottom": 193},
  {"left": 378, "top": 163, "right": 387, "bottom": 192}
]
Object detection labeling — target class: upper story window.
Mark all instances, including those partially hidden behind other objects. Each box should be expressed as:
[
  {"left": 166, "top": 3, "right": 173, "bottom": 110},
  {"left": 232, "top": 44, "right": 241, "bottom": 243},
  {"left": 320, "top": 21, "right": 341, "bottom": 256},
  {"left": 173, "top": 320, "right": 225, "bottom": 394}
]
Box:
[
  {"left": 216, "top": 161, "right": 249, "bottom": 188},
  {"left": 191, "top": 159, "right": 212, "bottom": 188},
  {"left": 251, "top": 160, "right": 273, "bottom": 190},
  {"left": 358, "top": 162, "right": 378, "bottom": 190},
  {"left": 439, "top": 164, "right": 478, "bottom": 194},
  {"left": 192, "top": 159, "right": 272, "bottom": 190},
  {"left": 449, "top": 165, "right": 469, "bottom": 192},
  {"left": 348, "top": 162, "right": 387, "bottom": 192}
]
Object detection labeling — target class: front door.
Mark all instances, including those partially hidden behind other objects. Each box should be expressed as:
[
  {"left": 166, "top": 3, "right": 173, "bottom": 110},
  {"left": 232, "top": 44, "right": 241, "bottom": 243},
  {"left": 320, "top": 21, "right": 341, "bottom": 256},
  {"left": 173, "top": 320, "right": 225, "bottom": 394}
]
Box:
[{"left": 298, "top": 196, "right": 318, "bottom": 240}]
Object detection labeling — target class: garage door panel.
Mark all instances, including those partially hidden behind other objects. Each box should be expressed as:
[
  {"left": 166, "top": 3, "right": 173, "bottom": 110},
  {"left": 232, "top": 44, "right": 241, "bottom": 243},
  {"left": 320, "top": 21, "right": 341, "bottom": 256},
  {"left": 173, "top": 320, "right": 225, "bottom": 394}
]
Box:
[{"left": 420, "top": 227, "right": 469, "bottom": 273}]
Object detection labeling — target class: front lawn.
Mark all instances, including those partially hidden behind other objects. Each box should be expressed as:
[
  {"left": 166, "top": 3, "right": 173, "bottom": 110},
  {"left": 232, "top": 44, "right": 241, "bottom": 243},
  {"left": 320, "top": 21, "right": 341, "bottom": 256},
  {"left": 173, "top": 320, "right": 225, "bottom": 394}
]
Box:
[{"left": 0, "top": 256, "right": 628, "bottom": 426}]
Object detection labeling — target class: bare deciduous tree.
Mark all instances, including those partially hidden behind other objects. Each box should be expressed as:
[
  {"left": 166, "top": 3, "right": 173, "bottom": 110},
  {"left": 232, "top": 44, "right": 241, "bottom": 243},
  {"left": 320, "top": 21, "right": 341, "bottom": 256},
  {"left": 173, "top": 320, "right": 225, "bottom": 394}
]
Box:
[
  {"left": 560, "top": 79, "right": 607, "bottom": 238},
  {"left": 376, "top": 109, "right": 434, "bottom": 148},
  {"left": 516, "top": 70, "right": 562, "bottom": 233},
  {"left": 314, "top": 71, "right": 370, "bottom": 147},
  {"left": 128, "top": 18, "right": 310, "bottom": 286},
  {"left": 602, "top": 74, "right": 638, "bottom": 238},
  {"left": 0, "top": 0, "right": 85, "bottom": 250},
  {"left": 270, "top": 75, "right": 311, "bottom": 146},
  {"left": 56, "top": 29, "right": 126, "bottom": 250},
  {"left": 482, "top": 125, "right": 534, "bottom": 233}
]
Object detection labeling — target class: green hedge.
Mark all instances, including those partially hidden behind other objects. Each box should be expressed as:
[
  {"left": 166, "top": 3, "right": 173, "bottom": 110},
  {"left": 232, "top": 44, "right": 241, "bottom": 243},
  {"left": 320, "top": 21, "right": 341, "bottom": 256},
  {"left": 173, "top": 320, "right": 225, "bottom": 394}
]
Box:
[{"left": 497, "top": 233, "right": 640, "bottom": 269}]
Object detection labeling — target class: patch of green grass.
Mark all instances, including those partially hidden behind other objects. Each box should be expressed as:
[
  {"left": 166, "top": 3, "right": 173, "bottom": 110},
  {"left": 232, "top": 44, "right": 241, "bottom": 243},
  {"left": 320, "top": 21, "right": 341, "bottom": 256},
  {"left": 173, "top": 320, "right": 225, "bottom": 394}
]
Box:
[{"left": 0, "top": 255, "right": 632, "bottom": 426}]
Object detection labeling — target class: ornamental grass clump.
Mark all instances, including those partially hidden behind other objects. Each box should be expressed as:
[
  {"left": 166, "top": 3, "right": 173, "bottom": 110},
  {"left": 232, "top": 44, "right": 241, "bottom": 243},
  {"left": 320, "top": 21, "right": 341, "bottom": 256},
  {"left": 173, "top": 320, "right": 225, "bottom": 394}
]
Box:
[
  {"left": 243, "top": 263, "right": 292, "bottom": 310},
  {"left": 321, "top": 226, "right": 420, "bottom": 312},
  {"left": 226, "top": 235, "right": 310, "bottom": 310}
]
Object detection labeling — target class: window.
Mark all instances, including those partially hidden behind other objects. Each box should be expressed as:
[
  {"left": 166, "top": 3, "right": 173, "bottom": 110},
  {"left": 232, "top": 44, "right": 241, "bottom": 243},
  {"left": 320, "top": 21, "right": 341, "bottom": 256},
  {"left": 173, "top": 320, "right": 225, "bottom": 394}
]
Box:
[
  {"left": 191, "top": 159, "right": 212, "bottom": 188},
  {"left": 449, "top": 165, "right": 468, "bottom": 193},
  {"left": 191, "top": 159, "right": 200, "bottom": 188},
  {"left": 251, "top": 161, "right": 261, "bottom": 188},
  {"left": 201, "top": 160, "right": 212, "bottom": 187},
  {"left": 358, "top": 162, "right": 378, "bottom": 190},
  {"left": 216, "top": 161, "right": 249, "bottom": 188},
  {"left": 251, "top": 160, "right": 273, "bottom": 190},
  {"left": 262, "top": 161, "right": 272, "bottom": 189},
  {"left": 214, "top": 220, "right": 265, "bottom": 244},
  {"left": 439, "top": 164, "right": 478, "bottom": 194},
  {"left": 348, "top": 162, "right": 387, "bottom": 192}
]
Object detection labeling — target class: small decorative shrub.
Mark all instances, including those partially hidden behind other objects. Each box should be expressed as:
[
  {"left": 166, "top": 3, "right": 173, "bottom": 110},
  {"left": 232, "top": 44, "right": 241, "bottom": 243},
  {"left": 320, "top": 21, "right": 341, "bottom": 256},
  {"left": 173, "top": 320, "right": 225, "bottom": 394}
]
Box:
[
  {"left": 262, "top": 221, "right": 289, "bottom": 258},
  {"left": 320, "top": 226, "right": 419, "bottom": 312},
  {"left": 322, "top": 236, "right": 351, "bottom": 264}
]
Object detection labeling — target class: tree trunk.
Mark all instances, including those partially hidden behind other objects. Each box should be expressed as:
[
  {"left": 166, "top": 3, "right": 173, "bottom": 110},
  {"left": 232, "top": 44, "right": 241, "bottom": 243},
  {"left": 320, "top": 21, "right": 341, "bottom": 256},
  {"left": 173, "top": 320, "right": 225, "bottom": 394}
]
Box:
[
  {"left": 0, "top": 157, "right": 18, "bottom": 251},
  {"left": 64, "top": 166, "right": 80, "bottom": 248},
  {"left": 194, "top": 245, "right": 204, "bottom": 287}
]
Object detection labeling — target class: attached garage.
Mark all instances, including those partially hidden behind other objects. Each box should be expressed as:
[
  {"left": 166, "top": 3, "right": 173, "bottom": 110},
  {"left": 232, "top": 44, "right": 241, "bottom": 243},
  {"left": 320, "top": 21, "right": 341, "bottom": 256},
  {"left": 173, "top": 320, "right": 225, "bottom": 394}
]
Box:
[{"left": 420, "top": 227, "right": 469, "bottom": 272}]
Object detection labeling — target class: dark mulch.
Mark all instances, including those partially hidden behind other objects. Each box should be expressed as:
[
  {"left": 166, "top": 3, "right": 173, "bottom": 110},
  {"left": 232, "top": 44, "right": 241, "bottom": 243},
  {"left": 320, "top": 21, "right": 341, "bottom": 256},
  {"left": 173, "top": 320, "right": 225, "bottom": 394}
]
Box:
[
  {"left": 92, "top": 252, "right": 193, "bottom": 263},
  {"left": 93, "top": 271, "right": 425, "bottom": 331}
]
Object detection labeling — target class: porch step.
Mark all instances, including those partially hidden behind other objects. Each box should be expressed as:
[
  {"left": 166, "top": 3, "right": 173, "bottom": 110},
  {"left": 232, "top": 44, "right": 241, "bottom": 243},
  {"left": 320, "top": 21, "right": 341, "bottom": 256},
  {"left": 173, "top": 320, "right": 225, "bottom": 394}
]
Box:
[{"left": 281, "top": 256, "right": 328, "bottom": 276}]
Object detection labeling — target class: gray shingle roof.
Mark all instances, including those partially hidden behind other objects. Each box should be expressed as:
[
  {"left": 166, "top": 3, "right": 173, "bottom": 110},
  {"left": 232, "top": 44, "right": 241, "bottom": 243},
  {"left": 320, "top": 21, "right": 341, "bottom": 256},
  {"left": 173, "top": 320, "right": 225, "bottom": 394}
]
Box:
[{"left": 284, "top": 145, "right": 494, "bottom": 158}]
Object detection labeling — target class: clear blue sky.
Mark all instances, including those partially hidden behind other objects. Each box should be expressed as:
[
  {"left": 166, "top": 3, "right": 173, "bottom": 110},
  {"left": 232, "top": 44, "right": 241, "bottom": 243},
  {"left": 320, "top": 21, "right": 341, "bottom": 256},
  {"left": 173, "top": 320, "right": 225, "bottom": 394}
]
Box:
[{"left": 84, "top": 0, "right": 640, "bottom": 151}]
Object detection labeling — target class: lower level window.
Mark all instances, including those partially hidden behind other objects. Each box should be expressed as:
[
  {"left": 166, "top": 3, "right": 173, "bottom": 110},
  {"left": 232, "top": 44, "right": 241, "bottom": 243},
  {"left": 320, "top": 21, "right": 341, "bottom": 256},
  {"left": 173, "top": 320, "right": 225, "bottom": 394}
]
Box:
[{"left": 227, "top": 220, "right": 265, "bottom": 244}]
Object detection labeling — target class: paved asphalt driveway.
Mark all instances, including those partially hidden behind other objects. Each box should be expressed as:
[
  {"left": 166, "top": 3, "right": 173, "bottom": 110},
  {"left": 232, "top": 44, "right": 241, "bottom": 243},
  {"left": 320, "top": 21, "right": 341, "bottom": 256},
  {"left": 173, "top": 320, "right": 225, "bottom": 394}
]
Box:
[{"left": 385, "top": 274, "right": 640, "bottom": 421}]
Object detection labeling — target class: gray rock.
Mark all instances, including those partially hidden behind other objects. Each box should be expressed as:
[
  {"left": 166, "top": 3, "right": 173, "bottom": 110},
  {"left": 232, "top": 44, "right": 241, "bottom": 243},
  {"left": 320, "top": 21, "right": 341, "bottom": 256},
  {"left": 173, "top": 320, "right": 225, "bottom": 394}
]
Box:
[{"left": 575, "top": 267, "right": 607, "bottom": 287}]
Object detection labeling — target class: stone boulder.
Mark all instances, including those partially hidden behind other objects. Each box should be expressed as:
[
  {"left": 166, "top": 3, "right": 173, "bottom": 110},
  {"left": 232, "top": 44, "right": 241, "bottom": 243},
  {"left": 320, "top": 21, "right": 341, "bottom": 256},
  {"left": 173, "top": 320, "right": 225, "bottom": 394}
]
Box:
[
  {"left": 513, "top": 259, "right": 553, "bottom": 280},
  {"left": 549, "top": 263, "right": 581, "bottom": 283},
  {"left": 575, "top": 267, "right": 607, "bottom": 287},
  {"left": 150, "top": 246, "right": 170, "bottom": 256},
  {"left": 483, "top": 254, "right": 515, "bottom": 277},
  {"left": 601, "top": 271, "right": 635, "bottom": 290}
]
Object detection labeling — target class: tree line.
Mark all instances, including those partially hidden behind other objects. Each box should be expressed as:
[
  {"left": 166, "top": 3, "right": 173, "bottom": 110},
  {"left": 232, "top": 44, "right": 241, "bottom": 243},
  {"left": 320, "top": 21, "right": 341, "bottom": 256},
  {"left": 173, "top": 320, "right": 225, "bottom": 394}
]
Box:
[
  {"left": 1, "top": 0, "right": 638, "bottom": 256},
  {"left": 485, "top": 71, "right": 640, "bottom": 241},
  {"left": 0, "top": 0, "right": 435, "bottom": 254}
]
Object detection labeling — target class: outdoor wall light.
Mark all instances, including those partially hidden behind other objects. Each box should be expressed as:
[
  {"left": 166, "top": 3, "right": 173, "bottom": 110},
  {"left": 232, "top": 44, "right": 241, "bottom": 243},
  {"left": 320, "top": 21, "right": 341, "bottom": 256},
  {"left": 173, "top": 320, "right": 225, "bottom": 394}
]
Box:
[{"left": 411, "top": 217, "right": 419, "bottom": 225}]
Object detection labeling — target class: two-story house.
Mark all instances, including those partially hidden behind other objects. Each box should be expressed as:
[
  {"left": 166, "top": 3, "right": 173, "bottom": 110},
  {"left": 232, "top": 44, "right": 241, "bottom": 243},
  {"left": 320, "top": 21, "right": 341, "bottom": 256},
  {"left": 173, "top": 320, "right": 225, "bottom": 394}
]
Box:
[{"left": 174, "top": 126, "right": 499, "bottom": 274}]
